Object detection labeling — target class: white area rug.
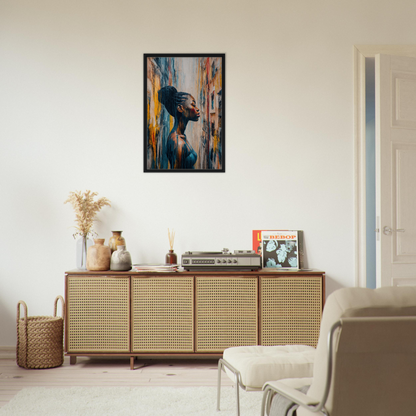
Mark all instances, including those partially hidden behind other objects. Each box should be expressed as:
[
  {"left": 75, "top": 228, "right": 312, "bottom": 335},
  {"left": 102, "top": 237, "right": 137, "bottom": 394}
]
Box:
[{"left": 0, "top": 386, "right": 263, "bottom": 416}]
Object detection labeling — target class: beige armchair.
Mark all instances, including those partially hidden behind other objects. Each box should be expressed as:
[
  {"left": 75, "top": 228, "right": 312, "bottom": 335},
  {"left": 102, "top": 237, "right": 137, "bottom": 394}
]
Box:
[{"left": 261, "top": 286, "right": 416, "bottom": 416}]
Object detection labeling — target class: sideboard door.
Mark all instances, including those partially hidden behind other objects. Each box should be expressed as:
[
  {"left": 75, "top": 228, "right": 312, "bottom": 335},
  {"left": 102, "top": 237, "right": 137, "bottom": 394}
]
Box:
[
  {"left": 67, "top": 276, "right": 130, "bottom": 352},
  {"left": 131, "top": 276, "right": 194, "bottom": 352},
  {"left": 260, "top": 275, "right": 322, "bottom": 347},
  {"left": 195, "top": 276, "right": 258, "bottom": 352}
]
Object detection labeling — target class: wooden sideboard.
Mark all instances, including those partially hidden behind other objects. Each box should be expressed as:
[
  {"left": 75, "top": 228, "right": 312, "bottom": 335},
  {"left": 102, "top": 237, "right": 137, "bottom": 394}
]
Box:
[{"left": 65, "top": 270, "right": 325, "bottom": 369}]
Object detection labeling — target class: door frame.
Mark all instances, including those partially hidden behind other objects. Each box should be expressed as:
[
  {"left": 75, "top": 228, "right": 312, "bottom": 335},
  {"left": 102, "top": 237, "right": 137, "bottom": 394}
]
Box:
[{"left": 353, "top": 45, "right": 416, "bottom": 288}]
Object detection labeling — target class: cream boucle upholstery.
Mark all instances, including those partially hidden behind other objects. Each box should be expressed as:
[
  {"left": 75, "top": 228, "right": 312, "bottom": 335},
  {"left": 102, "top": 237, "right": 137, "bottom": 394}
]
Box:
[
  {"left": 301, "top": 286, "right": 416, "bottom": 415},
  {"left": 223, "top": 345, "right": 316, "bottom": 389},
  {"left": 274, "top": 286, "right": 416, "bottom": 416}
]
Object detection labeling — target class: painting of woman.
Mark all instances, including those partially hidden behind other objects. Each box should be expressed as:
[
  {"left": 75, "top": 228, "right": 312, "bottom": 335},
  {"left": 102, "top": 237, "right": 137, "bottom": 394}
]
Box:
[
  {"left": 145, "top": 54, "right": 225, "bottom": 172},
  {"left": 158, "top": 86, "right": 200, "bottom": 169}
]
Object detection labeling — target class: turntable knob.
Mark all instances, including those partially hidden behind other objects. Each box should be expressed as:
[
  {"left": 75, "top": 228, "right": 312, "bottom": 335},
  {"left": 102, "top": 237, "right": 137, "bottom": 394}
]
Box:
[{"left": 222, "top": 248, "right": 229, "bottom": 254}]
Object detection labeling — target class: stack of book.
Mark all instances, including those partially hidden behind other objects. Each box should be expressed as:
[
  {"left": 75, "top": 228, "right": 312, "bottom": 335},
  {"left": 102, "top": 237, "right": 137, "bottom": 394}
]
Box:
[{"left": 131, "top": 264, "right": 179, "bottom": 272}]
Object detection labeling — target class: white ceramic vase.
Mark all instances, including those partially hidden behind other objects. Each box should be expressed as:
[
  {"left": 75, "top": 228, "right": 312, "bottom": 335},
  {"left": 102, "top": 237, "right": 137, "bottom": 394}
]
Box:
[{"left": 110, "top": 245, "right": 132, "bottom": 271}]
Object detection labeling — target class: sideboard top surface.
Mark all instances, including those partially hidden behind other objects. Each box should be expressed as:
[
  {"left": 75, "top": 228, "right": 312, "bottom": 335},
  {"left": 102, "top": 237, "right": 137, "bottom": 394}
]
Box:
[{"left": 65, "top": 269, "right": 325, "bottom": 276}]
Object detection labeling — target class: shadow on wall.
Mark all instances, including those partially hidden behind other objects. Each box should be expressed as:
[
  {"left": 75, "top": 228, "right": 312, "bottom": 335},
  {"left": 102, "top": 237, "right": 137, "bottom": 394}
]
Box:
[
  {"left": 0, "top": 298, "right": 17, "bottom": 346},
  {"left": 325, "top": 276, "right": 344, "bottom": 298},
  {"left": 301, "top": 243, "right": 345, "bottom": 296}
]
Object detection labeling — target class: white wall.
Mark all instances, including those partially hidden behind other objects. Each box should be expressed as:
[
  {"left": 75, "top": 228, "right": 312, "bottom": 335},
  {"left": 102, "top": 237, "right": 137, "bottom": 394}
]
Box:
[{"left": 1, "top": 0, "right": 416, "bottom": 346}]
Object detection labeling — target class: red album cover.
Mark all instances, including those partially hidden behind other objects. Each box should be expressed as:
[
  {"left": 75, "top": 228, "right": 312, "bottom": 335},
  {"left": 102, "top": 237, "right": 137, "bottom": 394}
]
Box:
[{"left": 252, "top": 230, "right": 264, "bottom": 256}]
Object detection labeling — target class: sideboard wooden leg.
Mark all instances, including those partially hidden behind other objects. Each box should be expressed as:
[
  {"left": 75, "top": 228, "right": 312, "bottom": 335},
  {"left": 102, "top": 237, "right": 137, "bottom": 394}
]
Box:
[
  {"left": 130, "top": 356, "right": 135, "bottom": 370},
  {"left": 70, "top": 356, "right": 77, "bottom": 365}
]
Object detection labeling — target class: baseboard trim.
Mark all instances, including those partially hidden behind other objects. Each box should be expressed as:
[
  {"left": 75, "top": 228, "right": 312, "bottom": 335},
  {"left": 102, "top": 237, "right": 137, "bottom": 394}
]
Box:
[{"left": 0, "top": 346, "right": 15, "bottom": 359}]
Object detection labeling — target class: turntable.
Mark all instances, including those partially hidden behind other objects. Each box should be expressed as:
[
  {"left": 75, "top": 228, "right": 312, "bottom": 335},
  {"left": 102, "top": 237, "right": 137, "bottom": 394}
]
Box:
[{"left": 181, "top": 248, "right": 261, "bottom": 271}]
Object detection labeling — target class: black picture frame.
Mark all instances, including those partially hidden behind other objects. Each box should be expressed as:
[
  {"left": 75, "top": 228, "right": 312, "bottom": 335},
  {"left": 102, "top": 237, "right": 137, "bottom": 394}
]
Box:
[{"left": 144, "top": 54, "right": 225, "bottom": 172}]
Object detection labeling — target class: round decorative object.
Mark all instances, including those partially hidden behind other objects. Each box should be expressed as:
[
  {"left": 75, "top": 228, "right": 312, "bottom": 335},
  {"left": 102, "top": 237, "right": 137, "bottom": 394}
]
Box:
[
  {"left": 110, "top": 245, "right": 132, "bottom": 271},
  {"left": 76, "top": 237, "right": 93, "bottom": 270},
  {"left": 86, "top": 239, "right": 111, "bottom": 271},
  {"left": 165, "top": 249, "right": 177, "bottom": 265},
  {"left": 108, "top": 231, "right": 126, "bottom": 253}
]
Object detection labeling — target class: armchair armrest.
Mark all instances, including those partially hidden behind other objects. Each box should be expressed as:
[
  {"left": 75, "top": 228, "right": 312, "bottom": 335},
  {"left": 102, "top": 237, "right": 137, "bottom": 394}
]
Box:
[
  {"left": 261, "top": 320, "right": 344, "bottom": 416},
  {"left": 261, "top": 379, "right": 325, "bottom": 416},
  {"left": 265, "top": 380, "right": 318, "bottom": 405}
]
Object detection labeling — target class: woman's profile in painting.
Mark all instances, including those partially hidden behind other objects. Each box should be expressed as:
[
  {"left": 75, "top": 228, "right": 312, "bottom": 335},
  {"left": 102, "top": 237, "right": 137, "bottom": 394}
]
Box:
[{"left": 158, "top": 86, "right": 200, "bottom": 169}]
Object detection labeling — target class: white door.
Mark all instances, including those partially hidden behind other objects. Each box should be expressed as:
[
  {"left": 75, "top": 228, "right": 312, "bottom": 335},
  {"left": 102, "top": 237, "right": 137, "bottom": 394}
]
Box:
[{"left": 376, "top": 54, "right": 416, "bottom": 287}]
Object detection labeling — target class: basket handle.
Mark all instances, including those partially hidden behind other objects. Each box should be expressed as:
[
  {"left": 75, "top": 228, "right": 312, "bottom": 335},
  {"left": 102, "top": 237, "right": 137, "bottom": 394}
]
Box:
[
  {"left": 17, "top": 300, "right": 28, "bottom": 323},
  {"left": 16, "top": 300, "right": 28, "bottom": 368},
  {"left": 53, "top": 295, "right": 65, "bottom": 320}
]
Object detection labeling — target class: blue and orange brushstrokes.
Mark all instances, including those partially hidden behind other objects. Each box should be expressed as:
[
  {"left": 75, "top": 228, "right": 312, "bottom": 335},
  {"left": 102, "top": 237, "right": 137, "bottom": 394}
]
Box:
[{"left": 146, "top": 56, "right": 223, "bottom": 170}]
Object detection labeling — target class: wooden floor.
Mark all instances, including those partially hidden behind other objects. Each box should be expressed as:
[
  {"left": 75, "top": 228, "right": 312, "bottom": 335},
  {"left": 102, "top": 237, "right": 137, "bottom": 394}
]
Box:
[{"left": 0, "top": 353, "right": 234, "bottom": 408}]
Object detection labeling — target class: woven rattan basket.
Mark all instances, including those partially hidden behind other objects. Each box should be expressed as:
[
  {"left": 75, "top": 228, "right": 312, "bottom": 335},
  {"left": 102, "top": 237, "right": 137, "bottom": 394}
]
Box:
[{"left": 16, "top": 295, "right": 65, "bottom": 369}]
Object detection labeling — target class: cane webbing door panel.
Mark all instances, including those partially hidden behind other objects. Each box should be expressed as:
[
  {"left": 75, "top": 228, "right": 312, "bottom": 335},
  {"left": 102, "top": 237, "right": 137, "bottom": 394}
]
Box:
[
  {"left": 132, "top": 276, "right": 194, "bottom": 352},
  {"left": 195, "top": 276, "right": 258, "bottom": 352},
  {"left": 260, "top": 276, "right": 322, "bottom": 347},
  {"left": 64, "top": 270, "right": 324, "bottom": 364},
  {"left": 67, "top": 276, "right": 130, "bottom": 352}
]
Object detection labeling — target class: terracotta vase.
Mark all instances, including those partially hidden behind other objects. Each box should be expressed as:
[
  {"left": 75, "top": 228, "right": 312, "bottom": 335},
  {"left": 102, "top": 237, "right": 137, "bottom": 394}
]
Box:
[
  {"left": 110, "top": 246, "right": 132, "bottom": 271},
  {"left": 86, "top": 239, "right": 111, "bottom": 271},
  {"left": 108, "top": 231, "right": 126, "bottom": 253},
  {"left": 165, "top": 249, "right": 177, "bottom": 265}
]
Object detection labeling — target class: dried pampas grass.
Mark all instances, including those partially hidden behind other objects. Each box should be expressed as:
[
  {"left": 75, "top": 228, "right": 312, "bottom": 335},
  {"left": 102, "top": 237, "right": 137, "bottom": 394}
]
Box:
[{"left": 64, "top": 190, "right": 111, "bottom": 238}]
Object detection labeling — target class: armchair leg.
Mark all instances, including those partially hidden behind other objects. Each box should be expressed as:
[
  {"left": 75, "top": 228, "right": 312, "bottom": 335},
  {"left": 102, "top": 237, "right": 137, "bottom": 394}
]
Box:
[
  {"left": 261, "top": 386, "right": 273, "bottom": 416},
  {"left": 217, "top": 359, "right": 222, "bottom": 411},
  {"left": 217, "top": 358, "right": 242, "bottom": 416},
  {"left": 235, "top": 379, "right": 240, "bottom": 416}
]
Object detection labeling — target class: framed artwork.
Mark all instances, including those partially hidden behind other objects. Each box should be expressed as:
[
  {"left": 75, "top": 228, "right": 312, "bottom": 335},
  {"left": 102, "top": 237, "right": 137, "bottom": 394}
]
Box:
[{"left": 144, "top": 54, "right": 225, "bottom": 172}]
